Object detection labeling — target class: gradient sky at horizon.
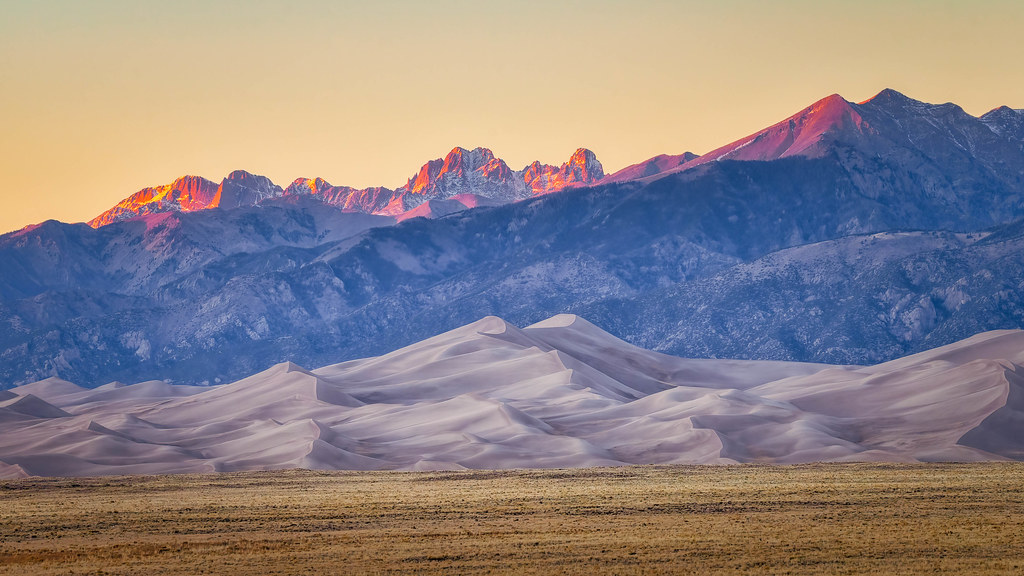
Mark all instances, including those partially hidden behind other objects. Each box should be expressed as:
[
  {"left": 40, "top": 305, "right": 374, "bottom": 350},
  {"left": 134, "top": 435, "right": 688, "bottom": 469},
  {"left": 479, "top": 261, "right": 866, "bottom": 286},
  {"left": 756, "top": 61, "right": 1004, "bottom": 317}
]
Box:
[{"left": 3, "top": 0, "right": 1024, "bottom": 233}]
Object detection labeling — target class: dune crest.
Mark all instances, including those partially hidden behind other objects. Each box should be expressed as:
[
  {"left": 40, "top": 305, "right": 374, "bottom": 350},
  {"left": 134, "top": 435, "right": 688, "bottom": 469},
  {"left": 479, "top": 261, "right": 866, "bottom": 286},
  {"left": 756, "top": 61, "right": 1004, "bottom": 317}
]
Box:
[{"left": 2, "top": 317, "right": 1023, "bottom": 477}]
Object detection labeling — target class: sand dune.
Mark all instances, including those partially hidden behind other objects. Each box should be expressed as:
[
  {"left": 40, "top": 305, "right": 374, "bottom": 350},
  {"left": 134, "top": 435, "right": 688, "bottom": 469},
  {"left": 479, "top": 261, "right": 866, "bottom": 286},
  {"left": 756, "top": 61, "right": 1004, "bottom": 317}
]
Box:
[{"left": 2, "top": 315, "right": 1023, "bottom": 477}]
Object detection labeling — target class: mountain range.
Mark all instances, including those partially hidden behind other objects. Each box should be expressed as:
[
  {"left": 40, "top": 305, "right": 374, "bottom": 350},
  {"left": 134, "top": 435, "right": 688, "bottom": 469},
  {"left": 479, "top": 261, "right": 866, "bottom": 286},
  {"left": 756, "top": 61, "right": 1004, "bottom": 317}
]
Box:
[
  {"left": 3, "top": 88, "right": 1024, "bottom": 390},
  {"left": 82, "top": 88, "right": 1024, "bottom": 232},
  {"left": 87, "top": 147, "right": 605, "bottom": 227}
]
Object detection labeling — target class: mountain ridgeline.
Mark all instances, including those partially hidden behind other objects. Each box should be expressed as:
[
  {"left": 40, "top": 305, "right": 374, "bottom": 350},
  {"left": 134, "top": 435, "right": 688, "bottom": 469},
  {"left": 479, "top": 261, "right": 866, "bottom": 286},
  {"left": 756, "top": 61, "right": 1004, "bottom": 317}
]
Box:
[
  {"left": 3, "top": 89, "right": 1024, "bottom": 388},
  {"left": 86, "top": 147, "right": 605, "bottom": 227}
]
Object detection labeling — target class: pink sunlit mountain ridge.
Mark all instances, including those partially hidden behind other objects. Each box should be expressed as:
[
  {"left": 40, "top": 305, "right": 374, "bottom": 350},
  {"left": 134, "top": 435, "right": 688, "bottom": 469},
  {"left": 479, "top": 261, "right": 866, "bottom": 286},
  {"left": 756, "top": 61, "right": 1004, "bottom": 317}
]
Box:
[
  {"left": 601, "top": 92, "right": 874, "bottom": 183},
  {"left": 6, "top": 88, "right": 1024, "bottom": 392},
  {"left": 88, "top": 147, "right": 604, "bottom": 228},
  {"left": 605, "top": 88, "right": 1024, "bottom": 184},
  {"left": 88, "top": 88, "right": 1024, "bottom": 229}
]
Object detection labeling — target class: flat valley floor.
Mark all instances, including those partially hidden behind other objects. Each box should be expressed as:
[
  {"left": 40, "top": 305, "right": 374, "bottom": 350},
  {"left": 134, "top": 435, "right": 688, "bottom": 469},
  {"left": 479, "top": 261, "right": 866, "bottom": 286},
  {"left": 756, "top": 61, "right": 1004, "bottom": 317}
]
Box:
[{"left": 2, "top": 463, "right": 1023, "bottom": 575}]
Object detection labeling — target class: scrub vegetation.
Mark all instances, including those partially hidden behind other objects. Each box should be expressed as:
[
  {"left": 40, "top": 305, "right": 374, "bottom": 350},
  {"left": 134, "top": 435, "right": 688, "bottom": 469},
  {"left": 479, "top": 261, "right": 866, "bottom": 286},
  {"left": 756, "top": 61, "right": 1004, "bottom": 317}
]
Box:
[{"left": 3, "top": 463, "right": 1023, "bottom": 575}]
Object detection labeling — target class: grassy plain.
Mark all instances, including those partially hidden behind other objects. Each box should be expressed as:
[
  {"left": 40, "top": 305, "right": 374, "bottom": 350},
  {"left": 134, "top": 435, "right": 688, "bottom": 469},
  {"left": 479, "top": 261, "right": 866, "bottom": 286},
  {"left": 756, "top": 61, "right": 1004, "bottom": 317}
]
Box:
[{"left": 2, "top": 463, "right": 1023, "bottom": 575}]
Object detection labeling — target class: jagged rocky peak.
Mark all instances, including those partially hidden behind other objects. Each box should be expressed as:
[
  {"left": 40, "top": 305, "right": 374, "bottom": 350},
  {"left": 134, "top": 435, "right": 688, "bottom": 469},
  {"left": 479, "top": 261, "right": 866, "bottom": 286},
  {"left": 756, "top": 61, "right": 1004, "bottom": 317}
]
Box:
[
  {"left": 857, "top": 88, "right": 967, "bottom": 117},
  {"left": 163, "top": 175, "right": 220, "bottom": 211},
  {"left": 443, "top": 147, "right": 513, "bottom": 180},
  {"left": 86, "top": 145, "right": 608, "bottom": 228},
  {"left": 87, "top": 175, "right": 221, "bottom": 228},
  {"left": 519, "top": 148, "right": 604, "bottom": 194},
  {"left": 212, "top": 170, "right": 283, "bottom": 209},
  {"left": 984, "top": 105, "right": 1024, "bottom": 118},
  {"left": 283, "top": 177, "right": 334, "bottom": 196},
  {"left": 523, "top": 160, "right": 546, "bottom": 179},
  {"left": 444, "top": 146, "right": 496, "bottom": 168},
  {"left": 169, "top": 175, "right": 218, "bottom": 197},
  {"left": 220, "top": 170, "right": 280, "bottom": 191},
  {"left": 403, "top": 146, "right": 513, "bottom": 195},
  {"left": 405, "top": 157, "right": 443, "bottom": 194},
  {"left": 89, "top": 170, "right": 282, "bottom": 228},
  {"left": 564, "top": 148, "right": 604, "bottom": 182},
  {"left": 395, "top": 146, "right": 604, "bottom": 209},
  {"left": 981, "top": 105, "right": 1024, "bottom": 141},
  {"left": 479, "top": 151, "right": 515, "bottom": 181}
]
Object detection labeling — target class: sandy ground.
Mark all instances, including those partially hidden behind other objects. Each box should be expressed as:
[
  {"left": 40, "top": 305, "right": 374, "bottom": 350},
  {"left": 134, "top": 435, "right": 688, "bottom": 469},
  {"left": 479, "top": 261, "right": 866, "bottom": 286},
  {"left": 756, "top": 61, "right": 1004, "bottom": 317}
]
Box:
[
  {"left": 2, "top": 463, "right": 1023, "bottom": 575},
  {"left": 5, "top": 317, "right": 1024, "bottom": 477}
]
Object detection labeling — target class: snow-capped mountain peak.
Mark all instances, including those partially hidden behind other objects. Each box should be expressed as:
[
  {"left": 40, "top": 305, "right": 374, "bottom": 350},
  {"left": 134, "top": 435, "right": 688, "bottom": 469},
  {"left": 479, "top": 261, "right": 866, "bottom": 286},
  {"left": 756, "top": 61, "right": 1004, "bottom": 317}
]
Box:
[
  {"left": 980, "top": 105, "right": 1024, "bottom": 142},
  {"left": 401, "top": 146, "right": 514, "bottom": 200},
  {"left": 283, "top": 177, "right": 334, "bottom": 196},
  {"left": 211, "top": 170, "right": 283, "bottom": 208},
  {"left": 88, "top": 148, "right": 605, "bottom": 227}
]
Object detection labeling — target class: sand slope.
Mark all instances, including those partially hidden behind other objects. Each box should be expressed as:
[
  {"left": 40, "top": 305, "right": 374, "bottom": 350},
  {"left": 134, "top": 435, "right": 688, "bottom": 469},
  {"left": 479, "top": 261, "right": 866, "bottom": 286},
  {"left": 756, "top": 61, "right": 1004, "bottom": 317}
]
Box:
[{"left": 2, "top": 315, "right": 1022, "bottom": 477}]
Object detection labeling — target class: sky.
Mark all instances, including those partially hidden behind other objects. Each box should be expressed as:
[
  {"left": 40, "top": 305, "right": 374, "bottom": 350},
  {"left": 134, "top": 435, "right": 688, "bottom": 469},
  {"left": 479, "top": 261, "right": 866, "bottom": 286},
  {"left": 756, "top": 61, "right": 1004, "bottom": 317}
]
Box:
[{"left": 3, "top": 0, "right": 1024, "bottom": 233}]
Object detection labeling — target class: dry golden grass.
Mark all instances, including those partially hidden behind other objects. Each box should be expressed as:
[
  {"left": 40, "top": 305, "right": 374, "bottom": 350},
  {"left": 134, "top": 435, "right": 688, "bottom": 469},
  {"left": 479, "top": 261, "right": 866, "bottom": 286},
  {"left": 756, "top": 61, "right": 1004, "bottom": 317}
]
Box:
[{"left": 2, "top": 463, "right": 1024, "bottom": 574}]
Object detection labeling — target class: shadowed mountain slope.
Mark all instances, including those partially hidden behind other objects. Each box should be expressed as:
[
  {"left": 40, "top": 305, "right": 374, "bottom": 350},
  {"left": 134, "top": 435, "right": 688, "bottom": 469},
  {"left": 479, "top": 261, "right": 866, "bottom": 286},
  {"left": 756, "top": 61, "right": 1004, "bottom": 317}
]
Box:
[{"left": 3, "top": 90, "right": 1024, "bottom": 388}]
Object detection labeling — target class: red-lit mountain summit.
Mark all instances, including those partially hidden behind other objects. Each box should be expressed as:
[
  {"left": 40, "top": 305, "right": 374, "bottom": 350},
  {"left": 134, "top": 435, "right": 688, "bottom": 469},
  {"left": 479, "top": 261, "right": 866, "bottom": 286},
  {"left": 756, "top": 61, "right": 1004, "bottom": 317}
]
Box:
[
  {"left": 607, "top": 88, "right": 1024, "bottom": 185},
  {"left": 88, "top": 147, "right": 604, "bottom": 228}
]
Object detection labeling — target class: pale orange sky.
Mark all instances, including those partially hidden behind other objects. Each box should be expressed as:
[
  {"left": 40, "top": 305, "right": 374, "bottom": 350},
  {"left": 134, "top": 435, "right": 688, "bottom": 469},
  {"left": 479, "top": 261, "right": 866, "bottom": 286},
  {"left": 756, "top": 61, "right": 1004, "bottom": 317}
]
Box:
[{"left": 3, "top": 0, "right": 1024, "bottom": 233}]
